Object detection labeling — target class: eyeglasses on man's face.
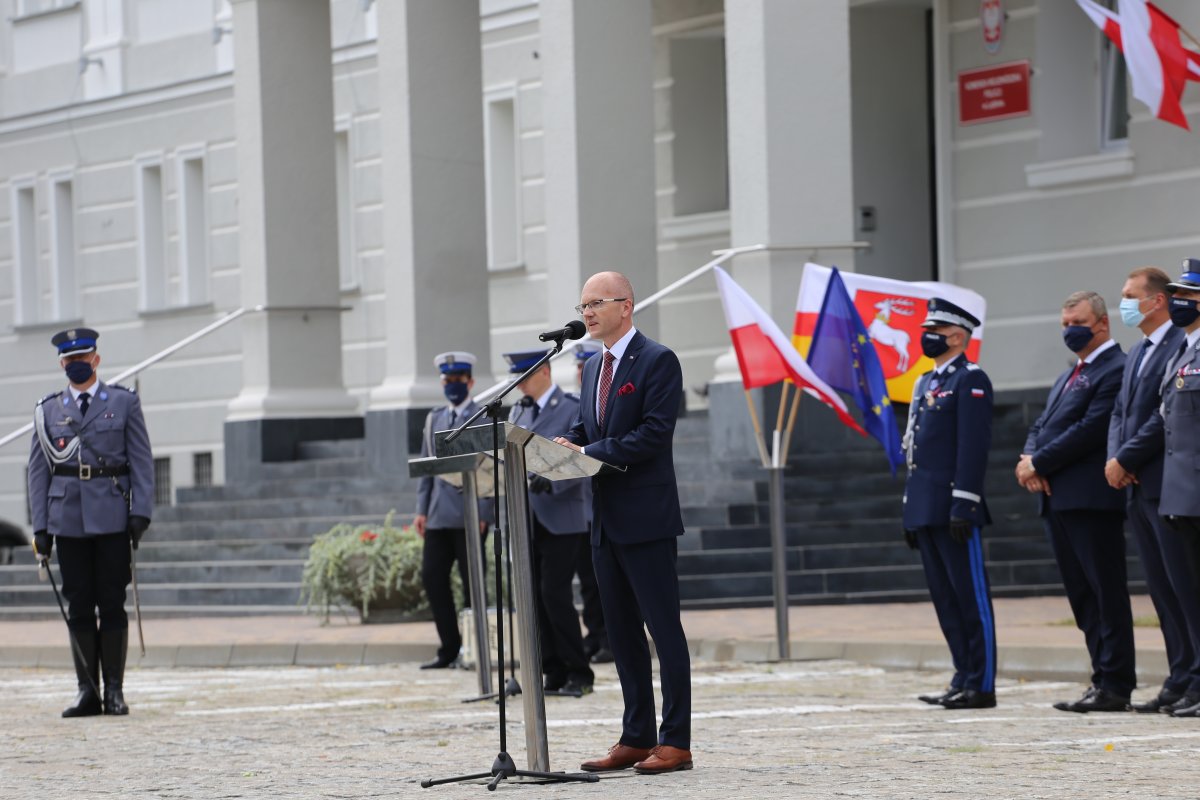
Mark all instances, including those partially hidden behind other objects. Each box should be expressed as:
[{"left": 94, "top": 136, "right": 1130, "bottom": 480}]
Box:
[{"left": 574, "top": 298, "right": 628, "bottom": 315}]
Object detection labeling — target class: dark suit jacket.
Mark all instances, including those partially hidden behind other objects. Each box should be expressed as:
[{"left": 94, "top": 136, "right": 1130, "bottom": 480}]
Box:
[
  {"left": 1106, "top": 326, "right": 1185, "bottom": 501},
  {"left": 565, "top": 330, "right": 685, "bottom": 545},
  {"left": 1159, "top": 336, "right": 1200, "bottom": 518},
  {"left": 1024, "top": 342, "right": 1126, "bottom": 514}
]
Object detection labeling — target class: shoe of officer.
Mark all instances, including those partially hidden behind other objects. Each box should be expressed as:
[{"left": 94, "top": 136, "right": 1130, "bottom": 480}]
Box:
[
  {"left": 1133, "top": 688, "right": 1183, "bottom": 714},
  {"left": 100, "top": 628, "right": 130, "bottom": 716},
  {"left": 1053, "top": 686, "right": 1096, "bottom": 712},
  {"left": 544, "top": 672, "right": 568, "bottom": 692},
  {"left": 590, "top": 646, "right": 615, "bottom": 664},
  {"left": 559, "top": 677, "right": 594, "bottom": 697},
  {"left": 940, "top": 689, "right": 996, "bottom": 710},
  {"left": 918, "top": 686, "right": 959, "bottom": 705},
  {"left": 1163, "top": 691, "right": 1200, "bottom": 715},
  {"left": 62, "top": 628, "right": 102, "bottom": 718},
  {"left": 1063, "top": 687, "right": 1130, "bottom": 713},
  {"left": 419, "top": 654, "right": 461, "bottom": 670},
  {"left": 1170, "top": 696, "right": 1200, "bottom": 717}
]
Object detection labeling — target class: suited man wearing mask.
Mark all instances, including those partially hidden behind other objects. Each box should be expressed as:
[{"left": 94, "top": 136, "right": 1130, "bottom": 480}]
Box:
[
  {"left": 1018, "top": 291, "right": 1133, "bottom": 713},
  {"left": 414, "top": 351, "right": 490, "bottom": 670},
  {"left": 1106, "top": 267, "right": 1200, "bottom": 715},
  {"left": 1156, "top": 260, "right": 1200, "bottom": 716},
  {"left": 506, "top": 350, "right": 594, "bottom": 696}
]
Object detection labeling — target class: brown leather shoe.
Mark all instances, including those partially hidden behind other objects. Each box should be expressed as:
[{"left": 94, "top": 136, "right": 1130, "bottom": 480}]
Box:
[
  {"left": 633, "top": 745, "right": 693, "bottom": 774},
  {"left": 580, "top": 743, "right": 653, "bottom": 772}
]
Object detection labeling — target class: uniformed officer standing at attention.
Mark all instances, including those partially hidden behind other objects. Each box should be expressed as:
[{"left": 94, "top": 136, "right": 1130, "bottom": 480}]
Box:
[
  {"left": 573, "top": 339, "right": 611, "bottom": 664},
  {"left": 414, "top": 352, "right": 490, "bottom": 670},
  {"left": 506, "top": 349, "right": 594, "bottom": 695},
  {"left": 1105, "top": 267, "right": 1200, "bottom": 715},
  {"left": 1157, "top": 261, "right": 1200, "bottom": 643},
  {"left": 28, "top": 328, "right": 154, "bottom": 717},
  {"left": 902, "top": 298, "right": 997, "bottom": 710},
  {"left": 1018, "top": 291, "right": 1133, "bottom": 713}
]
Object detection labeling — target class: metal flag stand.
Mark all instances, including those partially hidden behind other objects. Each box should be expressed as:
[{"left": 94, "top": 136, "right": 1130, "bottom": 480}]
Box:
[{"left": 743, "top": 381, "right": 802, "bottom": 662}]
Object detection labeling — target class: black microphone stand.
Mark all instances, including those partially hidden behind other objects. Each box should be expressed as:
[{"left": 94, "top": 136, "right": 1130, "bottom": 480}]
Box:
[{"left": 422, "top": 336, "right": 597, "bottom": 791}]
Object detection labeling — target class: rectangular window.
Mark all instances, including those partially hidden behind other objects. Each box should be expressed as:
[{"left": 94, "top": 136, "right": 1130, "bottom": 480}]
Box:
[
  {"left": 193, "top": 452, "right": 213, "bottom": 488},
  {"left": 484, "top": 91, "right": 521, "bottom": 270},
  {"left": 136, "top": 157, "right": 166, "bottom": 310},
  {"left": 334, "top": 124, "right": 357, "bottom": 290},
  {"left": 154, "top": 457, "right": 172, "bottom": 506},
  {"left": 1101, "top": 0, "right": 1129, "bottom": 146},
  {"left": 177, "top": 148, "right": 208, "bottom": 305},
  {"left": 17, "top": 0, "right": 79, "bottom": 17},
  {"left": 48, "top": 171, "right": 76, "bottom": 321},
  {"left": 11, "top": 179, "right": 38, "bottom": 326},
  {"left": 668, "top": 36, "right": 729, "bottom": 215}
]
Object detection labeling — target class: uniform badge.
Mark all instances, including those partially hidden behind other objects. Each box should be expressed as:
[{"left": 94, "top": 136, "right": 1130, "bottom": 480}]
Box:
[
  {"left": 56, "top": 438, "right": 66, "bottom": 449},
  {"left": 1178, "top": 376, "right": 1186, "bottom": 389},
  {"left": 926, "top": 393, "right": 936, "bottom": 408}
]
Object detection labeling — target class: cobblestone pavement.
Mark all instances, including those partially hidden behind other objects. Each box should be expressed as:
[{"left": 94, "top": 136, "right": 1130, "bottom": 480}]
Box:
[{"left": 5, "top": 659, "right": 1197, "bottom": 799}]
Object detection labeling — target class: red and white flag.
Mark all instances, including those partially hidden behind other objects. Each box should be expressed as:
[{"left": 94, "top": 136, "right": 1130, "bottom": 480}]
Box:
[
  {"left": 1074, "top": 0, "right": 1200, "bottom": 130},
  {"left": 713, "top": 266, "right": 865, "bottom": 436}
]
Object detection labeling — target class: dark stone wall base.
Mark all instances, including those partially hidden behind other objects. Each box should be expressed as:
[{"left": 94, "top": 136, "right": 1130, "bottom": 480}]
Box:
[
  {"left": 224, "top": 417, "right": 364, "bottom": 481},
  {"left": 364, "top": 408, "right": 434, "bottom": 473}
]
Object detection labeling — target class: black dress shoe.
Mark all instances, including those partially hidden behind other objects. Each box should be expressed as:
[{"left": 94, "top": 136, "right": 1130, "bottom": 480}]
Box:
[
  {"left": 1170, "top": 699, "right": 1200, "bottom": 717},
  {"left": 419, "top": 655, "right": 460, "bottom": 670},
  {"left": 1133, "top": 689, "right": 1183, "bottom": 714},
  {"left": 1054, "top": 687, "right": 1096, "bottom": 712},
  {"left": 589, "top": 646, "right": 614, "bottom": 664},
  {"left": 940, "top": 689, "right": 996, "bottom": 710},
  {"left": 544, "top": 674, "right": 568, "bottom": 692},
  {"left": 557, "top": 678, "right": 594, "bottom": 697},
  {"left": 1163, "top": 691, "right": 1200, "bottom": 714},
  {"left": 1068, "top": 688, "right": 1130, "bottom": 713},
  {"left": 918, "top": 687, "right": 959, "bottom": 705}
]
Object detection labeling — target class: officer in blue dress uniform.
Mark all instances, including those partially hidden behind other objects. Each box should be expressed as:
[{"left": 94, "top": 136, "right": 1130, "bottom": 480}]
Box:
[
  {"left": 27, "top": 328, "right": 154, "bottom": 717},
  {"left": 573, "top": 339, "right": 611, "bottom": 663},
  {"left": 414, "top": 351, "right": 490, "bottom": 669},
  {"left": 1156, "top": 260, "right": 1200, "bottom": 718},
  {"left": 506, "top": 349, "right": 594, "bottom": 694},
  {"left": 902, "top": 298, "right": 997, "bottom": 710}
]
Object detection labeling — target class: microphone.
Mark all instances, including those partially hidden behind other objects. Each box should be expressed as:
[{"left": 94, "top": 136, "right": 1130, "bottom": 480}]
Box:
[{"left": 538, "top": 320, "right": 586, "bottom": 343}]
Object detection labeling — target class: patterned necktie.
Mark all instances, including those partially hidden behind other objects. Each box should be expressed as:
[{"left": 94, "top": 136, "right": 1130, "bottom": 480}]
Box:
[
  {"left": 1062, "top": 362, "right": 1083, "bottom": 396},
  {"left": 78, "top": 392, "right": 90, "bottom": 417},
  {"left": 597, "top": 351, "right": 616, "bottom": 430}
]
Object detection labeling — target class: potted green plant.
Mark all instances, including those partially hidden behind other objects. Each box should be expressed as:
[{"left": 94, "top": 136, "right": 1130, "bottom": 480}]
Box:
[{"left": 300, "top": 511, "right": 431, "bottom": 624}]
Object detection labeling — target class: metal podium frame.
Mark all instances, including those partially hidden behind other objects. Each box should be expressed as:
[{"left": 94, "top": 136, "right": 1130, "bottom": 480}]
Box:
[
  {"left": 406, "top": 451, "right": 498, "bottom": 700},
  {"left": 435, "top": 421, "right": 624, "bottom": 773}
]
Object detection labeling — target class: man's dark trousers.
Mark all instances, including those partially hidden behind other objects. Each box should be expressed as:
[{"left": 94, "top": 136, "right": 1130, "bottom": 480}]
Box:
[
  {"left": 422, "top": 527, "right": 469, "bottom": 663},
  {"left": 1043, "top": 509, "right": 1136, "bottom": 696},
  {"left": 1130, "top": 486, "right": 1200, "bottom": 695},
  {"left": 592, "top": 533, "right": 690, "bottom": 750},
  {"left": 57, "top": 532, "right": 131, "bottom": 634},
  {"left": 915, "top": 525, "right": 996, "bottom": 693}
]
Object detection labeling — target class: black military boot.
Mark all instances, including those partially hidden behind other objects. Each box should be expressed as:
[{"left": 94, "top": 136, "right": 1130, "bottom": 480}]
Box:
[
  {"left": 62, "top": 628, "right": 102, "bottom": 718},
  {"left": 100, "top": 628, "right": 129, "bottom": 716}
]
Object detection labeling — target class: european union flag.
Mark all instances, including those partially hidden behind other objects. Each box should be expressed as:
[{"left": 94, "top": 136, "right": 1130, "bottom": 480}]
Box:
[{"left": 806, "top": 268, "right": 905, "bottom": 476}]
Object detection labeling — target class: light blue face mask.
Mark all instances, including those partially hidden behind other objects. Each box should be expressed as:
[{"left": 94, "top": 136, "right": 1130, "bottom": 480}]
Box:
[{"left": 1119, "top": 296, "right": 1148, "bottom": 328}]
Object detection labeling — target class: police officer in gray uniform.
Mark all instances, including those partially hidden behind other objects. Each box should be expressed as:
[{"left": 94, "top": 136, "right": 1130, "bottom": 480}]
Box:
[
  {"left": 414, "top": 351, "right": 490, "bottom": 669},
  {"left": 507, "top": 349, "right": 594, "bottom": 694},
  {"left": 902, "top": 298, "right": 997, "bottom": 710},
  {"left": 1158, "top": 261, "right": 1200, "bottom": 616},
  {"left": 28, "top": 328, "right": 154, "bottom": 717}
]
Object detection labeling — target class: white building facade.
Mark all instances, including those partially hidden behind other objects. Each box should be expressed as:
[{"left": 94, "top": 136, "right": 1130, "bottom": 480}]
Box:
[{"left": 0, "top": 0, "right": 1195, "bottom": 526}]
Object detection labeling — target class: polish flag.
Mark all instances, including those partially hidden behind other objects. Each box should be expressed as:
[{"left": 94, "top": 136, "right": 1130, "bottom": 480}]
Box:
[
  {"left": 1074, "top": 0, "right": 1200, "bottom": 130},
  {"left": 713, "top": 266, "right": 866, "bottom": 436}
]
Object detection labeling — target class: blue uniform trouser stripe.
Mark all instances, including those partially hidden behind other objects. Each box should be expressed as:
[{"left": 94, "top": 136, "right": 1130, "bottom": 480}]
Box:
[{"left": 967, "top": 529, "right": 997, "bottom": 692}]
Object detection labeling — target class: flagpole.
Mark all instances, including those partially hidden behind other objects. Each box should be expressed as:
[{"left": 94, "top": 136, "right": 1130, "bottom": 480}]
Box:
[
  {"left": 774, "top": 382, "right": 790, "bottom": 438},
  {"left": 743, "top": 390, "right": 771, "bottom": 468},
  {"left": 780, "top": 386, "right": 803, "bottom": 466}
]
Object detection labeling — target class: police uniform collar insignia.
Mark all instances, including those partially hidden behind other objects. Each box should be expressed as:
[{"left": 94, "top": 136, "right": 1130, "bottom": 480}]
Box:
[{"left": 99, "top": 391, "right": 108, "bottom": 401}]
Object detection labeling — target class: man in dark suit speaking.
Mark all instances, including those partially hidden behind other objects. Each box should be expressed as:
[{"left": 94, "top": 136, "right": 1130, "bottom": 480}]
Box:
[{"left": 554, "top": 271, "right": 692, "bottom": 775}]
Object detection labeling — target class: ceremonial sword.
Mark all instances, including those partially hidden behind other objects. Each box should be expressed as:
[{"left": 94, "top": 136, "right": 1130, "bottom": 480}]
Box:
[{"left": 34, "top": 543, "right": 102, "bottom": 700}]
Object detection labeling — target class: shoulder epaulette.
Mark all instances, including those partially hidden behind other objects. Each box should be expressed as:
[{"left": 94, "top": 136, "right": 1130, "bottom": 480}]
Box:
[
  {"left": 36, "top": 391, "right": 61, "bottom": 407},
  {"left": 564, "top": 391, "right": 580, "bottom": 401},
  {"left": 109, "top": 383, "right": 135, "bottom": 393},
  {"left": 965, "top": 363, "right": 981, "bottom": 371}
]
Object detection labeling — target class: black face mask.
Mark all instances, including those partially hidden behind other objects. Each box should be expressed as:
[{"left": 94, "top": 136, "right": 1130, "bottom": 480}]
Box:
[
  {"left": 921, "top": 331, "right": 950, "bottom": 359},
  {"left": 1169, "top": 297, "right": 1200, "bottom": 328},
  {"left": 64, "top": 360, "right": 94, "bottom": 384},
  {"left": 1061, "top": 325, "right": 1095, "bottom": 353}
]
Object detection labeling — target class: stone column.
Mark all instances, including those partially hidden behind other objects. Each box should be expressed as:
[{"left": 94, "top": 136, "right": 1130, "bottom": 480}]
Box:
[
  {"left": 365, "top": 0, "right": 492, "bottom": 468},
  {"left": 712, "top": 0, "right": 858, "bottom": 459},
  {"left": 225, "top": 0, "right": 358, "bottom": 478},
  {"left": 541, "top": 0, "right": 659, "bottom": 346}
]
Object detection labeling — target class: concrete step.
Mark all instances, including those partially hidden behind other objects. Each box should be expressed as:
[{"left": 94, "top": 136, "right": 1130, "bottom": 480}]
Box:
[
  {"left": 0, "top": 560, "right": 305, "bottom": 587},
  {"left": 146, "top": 515, "right": 402, "bottom": 541},
  {"left": 0, "top": 582, "right": 302, "bottom": 607},
  {"left": 176, "top": 476, "right": 414, "bottom": 503},
  {"left": 154, "top": 494, "right": 412, "bottom": 523}
]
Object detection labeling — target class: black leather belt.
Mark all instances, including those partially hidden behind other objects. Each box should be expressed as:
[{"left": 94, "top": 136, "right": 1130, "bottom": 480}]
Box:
[{"left": 52, "top": 464, "right": 129, "bottom": 480}]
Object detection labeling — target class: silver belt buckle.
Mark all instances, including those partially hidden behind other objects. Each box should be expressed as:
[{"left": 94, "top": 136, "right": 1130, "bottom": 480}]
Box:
[{"left": 79, "top": 464, "right": 92, "bottom": 480}]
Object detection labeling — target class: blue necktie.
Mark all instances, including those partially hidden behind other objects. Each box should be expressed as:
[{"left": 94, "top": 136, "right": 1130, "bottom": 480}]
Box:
[
  {"left": 78, "top": 392, "right": 90, "bottom": 417},
  {"left": 1130, "top": 339, "right": 1149, "bottom": 379}
]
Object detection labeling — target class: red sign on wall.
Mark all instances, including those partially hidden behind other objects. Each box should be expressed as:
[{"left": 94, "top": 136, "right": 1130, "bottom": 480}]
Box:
[{"left": 958, "top": 60, "right": 1031, "bottom": 125}]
